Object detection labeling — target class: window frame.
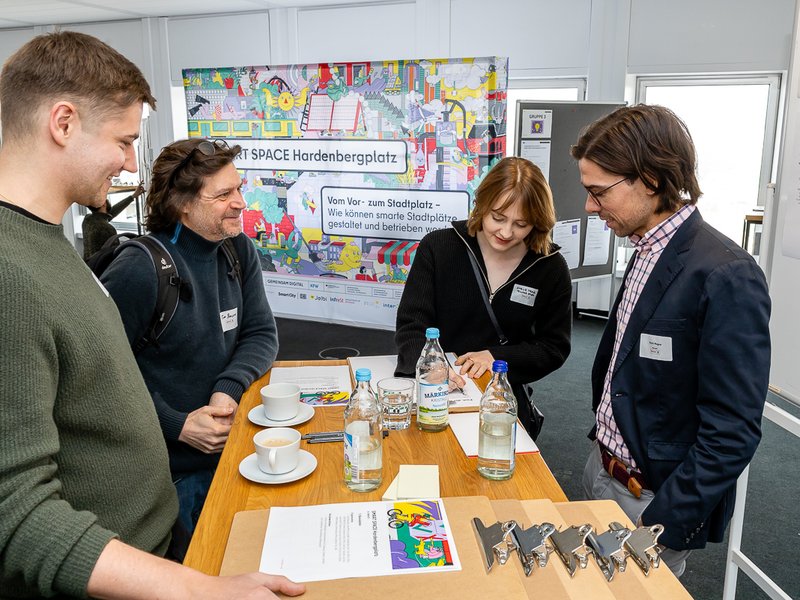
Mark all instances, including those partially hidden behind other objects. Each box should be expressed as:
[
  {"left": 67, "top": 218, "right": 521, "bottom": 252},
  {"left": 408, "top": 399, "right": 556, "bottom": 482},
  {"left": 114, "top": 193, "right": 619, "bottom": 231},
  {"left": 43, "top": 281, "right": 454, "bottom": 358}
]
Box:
[{"left": 635, "top": 74, "right": 782, "bottom": 209}]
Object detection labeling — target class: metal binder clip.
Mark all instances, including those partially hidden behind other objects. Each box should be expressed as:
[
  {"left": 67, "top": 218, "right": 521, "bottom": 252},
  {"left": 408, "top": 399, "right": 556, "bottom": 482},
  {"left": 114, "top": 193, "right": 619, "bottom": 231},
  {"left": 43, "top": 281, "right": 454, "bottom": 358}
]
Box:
[
  {"left": 585, "top": 525, "right": 631, "bottom": 581},
  {"left": 472, "top": 518, "right": 518, "bottom": 572},
  {"left": 550, "top": 524, "right": 593, "bottom": 577},
  {"left": 610, "top": 521, "right": 663, "bottom": 576},
  {"left": 511, "top": 522, "right": 556, "bottom": 576}
]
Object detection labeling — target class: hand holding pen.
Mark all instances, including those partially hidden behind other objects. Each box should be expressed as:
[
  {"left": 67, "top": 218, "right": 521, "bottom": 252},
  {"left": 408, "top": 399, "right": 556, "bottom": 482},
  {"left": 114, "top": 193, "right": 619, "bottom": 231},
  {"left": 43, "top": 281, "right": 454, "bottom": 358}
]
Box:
[{"left": 445, "top": 356, "right": 468, "bottom": 394}]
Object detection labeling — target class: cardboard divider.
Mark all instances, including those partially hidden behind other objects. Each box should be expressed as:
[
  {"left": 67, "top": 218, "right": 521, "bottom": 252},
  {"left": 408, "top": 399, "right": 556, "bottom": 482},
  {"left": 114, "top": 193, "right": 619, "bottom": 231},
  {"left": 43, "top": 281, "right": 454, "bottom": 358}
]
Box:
[{"left": 220, "top": 497, "right": 692, "bottom": 599}]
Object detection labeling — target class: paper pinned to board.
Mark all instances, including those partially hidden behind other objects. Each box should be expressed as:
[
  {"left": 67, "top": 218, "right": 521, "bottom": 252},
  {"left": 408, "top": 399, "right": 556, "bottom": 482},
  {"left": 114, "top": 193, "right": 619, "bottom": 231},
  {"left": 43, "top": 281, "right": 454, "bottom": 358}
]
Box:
[{"left": 448, "top": 412, "right": 538, "bottom": 457}]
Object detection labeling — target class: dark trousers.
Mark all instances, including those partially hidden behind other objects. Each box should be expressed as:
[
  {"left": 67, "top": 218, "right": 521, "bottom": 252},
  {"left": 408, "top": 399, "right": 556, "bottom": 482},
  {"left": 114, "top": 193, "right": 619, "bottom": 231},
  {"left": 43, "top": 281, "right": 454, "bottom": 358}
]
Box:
[{"left": 167, "top": 468, "right": 215, "bottom": 562}]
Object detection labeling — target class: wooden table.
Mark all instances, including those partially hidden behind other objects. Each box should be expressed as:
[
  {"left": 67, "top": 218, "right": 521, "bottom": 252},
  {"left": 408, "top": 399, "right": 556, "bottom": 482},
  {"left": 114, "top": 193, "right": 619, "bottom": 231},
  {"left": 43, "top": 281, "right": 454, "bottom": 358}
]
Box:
[{"left": 183, "top": 360, "right": 567, "bottom": 575}]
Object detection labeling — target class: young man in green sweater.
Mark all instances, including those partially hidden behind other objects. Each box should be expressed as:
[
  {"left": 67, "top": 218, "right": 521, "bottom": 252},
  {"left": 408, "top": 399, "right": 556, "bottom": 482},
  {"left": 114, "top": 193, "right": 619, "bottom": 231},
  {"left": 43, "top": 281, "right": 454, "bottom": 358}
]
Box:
[{"left": 0, "top": 31, "right": 303, "bottom": 600}]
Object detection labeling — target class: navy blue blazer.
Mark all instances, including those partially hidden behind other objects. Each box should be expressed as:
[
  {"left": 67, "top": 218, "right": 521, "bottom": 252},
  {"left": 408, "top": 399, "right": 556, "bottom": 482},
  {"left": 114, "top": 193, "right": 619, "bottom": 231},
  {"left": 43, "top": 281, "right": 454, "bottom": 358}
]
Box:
[{"left": 590, "top": 210, "right": 771, "bottom": 550}]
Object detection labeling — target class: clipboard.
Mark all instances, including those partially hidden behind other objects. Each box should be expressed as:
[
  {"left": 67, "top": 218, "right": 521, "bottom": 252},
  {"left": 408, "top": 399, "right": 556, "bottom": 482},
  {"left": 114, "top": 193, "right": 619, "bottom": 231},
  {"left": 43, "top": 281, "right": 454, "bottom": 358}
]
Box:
[{"left": 220, "top": 497, "right": 692, "bottom": 599}]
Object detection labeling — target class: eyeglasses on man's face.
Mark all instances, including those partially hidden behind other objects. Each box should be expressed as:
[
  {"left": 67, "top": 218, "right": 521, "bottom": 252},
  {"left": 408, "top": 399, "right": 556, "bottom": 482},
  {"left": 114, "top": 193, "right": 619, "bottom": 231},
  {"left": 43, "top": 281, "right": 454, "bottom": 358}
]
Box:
[{"left": 584, "top": 176, "right": 628, "bottom": 206}]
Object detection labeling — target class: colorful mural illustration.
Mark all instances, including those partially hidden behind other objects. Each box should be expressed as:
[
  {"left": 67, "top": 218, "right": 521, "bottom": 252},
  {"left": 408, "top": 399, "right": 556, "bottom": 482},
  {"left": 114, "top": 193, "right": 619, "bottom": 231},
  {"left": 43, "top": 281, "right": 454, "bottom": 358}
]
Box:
[
  {"left": 183, "top": 57, "right": 507, "bottom": 325},
  {"left": 386, "top": 500, "right": 455, "bottom": 570}
]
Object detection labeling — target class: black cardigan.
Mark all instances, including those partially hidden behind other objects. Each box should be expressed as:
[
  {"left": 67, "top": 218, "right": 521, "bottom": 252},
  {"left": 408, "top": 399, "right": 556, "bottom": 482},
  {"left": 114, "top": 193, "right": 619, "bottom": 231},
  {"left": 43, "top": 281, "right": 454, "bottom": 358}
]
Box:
[{"left": 395, "top": 220, "right": 572, "bottom": 391}]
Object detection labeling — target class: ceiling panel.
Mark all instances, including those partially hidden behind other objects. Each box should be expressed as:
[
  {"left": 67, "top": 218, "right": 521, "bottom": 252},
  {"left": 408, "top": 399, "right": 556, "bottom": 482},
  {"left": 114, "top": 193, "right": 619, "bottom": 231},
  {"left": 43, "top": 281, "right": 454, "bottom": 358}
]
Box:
[{"left": 0, "top": 0, "right": 399, "bottom": 28}]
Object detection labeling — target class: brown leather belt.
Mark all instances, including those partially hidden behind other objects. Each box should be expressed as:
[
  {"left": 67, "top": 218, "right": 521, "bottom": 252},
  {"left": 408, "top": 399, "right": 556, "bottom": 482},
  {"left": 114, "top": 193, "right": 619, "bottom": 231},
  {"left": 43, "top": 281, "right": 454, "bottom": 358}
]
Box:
[{"left": 599, "top": 443, "right": 647, "bottom": 499}]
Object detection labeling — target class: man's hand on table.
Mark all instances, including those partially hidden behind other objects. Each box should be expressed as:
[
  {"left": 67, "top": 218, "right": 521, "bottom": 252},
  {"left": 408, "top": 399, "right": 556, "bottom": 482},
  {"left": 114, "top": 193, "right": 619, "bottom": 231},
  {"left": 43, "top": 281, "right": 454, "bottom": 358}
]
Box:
[
  {"left": 178, "top": 405, "right": 234, "bottom": 453},
  {"left": 209, "top": 391, "right": 239, "bottom": 425},
  {"left": 196, "top": 573, "right": 305, "bottom": 599}
]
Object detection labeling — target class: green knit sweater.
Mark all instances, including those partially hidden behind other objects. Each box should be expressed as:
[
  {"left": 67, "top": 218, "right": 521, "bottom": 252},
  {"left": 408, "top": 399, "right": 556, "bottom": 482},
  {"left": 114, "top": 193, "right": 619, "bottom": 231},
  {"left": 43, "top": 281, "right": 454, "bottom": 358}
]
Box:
[{"left": 0, "top": 205, "right": 178, "bottom": 599}]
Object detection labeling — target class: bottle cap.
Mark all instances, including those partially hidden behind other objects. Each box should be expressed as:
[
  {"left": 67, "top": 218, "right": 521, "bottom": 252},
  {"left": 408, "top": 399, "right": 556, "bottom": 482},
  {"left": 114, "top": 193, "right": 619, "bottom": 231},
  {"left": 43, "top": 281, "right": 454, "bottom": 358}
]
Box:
[
  {"left": 425, "top": 327, "right": 440, "bottom": 339},
  {"left": 492, "top": 360, "right": 508, "bottom": 373},
  {"left": 355, "top": 368, "right": 372, "bottom": 382}
]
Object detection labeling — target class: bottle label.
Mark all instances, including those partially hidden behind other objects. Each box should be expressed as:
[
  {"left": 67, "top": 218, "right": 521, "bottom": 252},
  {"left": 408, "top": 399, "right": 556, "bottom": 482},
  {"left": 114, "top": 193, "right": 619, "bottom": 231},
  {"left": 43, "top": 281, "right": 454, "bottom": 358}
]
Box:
[
  {"left": 417, "top": 382, "right": 449, "bottom": 425},
  {"left": 343, "top": 430, "right": 359, "bottom": 482}
]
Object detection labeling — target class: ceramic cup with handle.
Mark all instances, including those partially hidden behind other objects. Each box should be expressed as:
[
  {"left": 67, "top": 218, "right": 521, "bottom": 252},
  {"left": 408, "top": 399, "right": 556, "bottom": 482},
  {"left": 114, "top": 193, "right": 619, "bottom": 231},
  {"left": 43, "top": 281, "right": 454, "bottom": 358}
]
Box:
[
  {"left": 260, "top": 382, "right": 301, "bottom": 421},
  {"left": 253, "top": 427, "right": 301, "bottom": 474}
]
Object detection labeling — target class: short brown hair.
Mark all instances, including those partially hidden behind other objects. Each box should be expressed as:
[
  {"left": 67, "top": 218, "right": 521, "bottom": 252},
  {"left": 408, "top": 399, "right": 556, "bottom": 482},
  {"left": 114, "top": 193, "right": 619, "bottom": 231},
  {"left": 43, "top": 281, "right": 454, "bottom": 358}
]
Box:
[
  {"left": 467, "top": 157, "right": 556, "bottom": 255},
  {"left": 145, "top": 139, "right": 242, "bottom": 233},
  {"left": 0, "top": 31, "right": 155, "bottom": 143},
  {"left": 570, "top": 104, "right": 702, "bottom": 212}
]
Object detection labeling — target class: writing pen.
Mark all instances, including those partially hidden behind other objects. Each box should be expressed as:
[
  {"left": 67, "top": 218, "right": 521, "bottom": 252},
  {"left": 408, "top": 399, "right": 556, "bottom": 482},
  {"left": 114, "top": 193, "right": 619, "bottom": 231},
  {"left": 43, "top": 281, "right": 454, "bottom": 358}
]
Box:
[{"left": 446, "top": 355, "right": 466, "bottom": 395}]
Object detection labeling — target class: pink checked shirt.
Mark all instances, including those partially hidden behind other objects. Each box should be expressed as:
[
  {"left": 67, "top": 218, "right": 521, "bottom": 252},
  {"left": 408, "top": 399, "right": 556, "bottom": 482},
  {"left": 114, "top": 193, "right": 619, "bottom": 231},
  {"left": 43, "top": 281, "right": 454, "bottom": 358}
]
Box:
[{"left": 596, "top": 204, "right": 696, "bottom": 470}]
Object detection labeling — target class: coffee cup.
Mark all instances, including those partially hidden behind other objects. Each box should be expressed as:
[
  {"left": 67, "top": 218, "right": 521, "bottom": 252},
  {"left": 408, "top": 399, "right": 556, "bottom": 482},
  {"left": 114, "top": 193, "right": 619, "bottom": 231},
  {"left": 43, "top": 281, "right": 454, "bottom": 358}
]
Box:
[
  {"left": 260, "top": 382, "right": 301, "bottom": 421},
  {"left": 254, "top": 427, "right": 301, "bottom": 474}
]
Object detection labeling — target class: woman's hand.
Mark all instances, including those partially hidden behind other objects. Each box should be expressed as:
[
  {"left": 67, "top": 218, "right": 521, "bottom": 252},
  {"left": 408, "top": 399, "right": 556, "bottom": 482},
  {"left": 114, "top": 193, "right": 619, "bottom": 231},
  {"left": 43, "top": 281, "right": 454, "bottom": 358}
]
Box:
[
  {"left": 448, "top": 368, "right": 466, "bottom": 391},
  {"left": 454, "top": 350, "right": 495, "bottom": 380}
]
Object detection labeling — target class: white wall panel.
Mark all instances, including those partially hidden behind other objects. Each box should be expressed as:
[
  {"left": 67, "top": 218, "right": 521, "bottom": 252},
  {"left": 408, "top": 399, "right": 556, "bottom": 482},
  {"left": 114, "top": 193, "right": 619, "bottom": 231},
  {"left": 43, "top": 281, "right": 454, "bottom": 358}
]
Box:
[
  {"left": 629, "top": 0, "right": 795, "bottom": 73},
  {"left": 61, "top": 20, "right": 147, "bottom": 74},
  {"left": 450, "top": 0, "right": 591, "bottom": 75},
  {"left": 297, "top": 3, "right": 414, "bottom": 63},
  {"left": 167, "top": 12, "right": 270, "bottom": 82},
  {"left": 0, "top": 27, "right": 34, "bottom": 68}
]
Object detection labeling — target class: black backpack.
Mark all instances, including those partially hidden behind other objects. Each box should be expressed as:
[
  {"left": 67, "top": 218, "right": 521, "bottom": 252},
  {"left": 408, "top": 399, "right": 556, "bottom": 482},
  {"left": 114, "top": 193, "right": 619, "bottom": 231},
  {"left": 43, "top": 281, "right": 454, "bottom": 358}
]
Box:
[{"left": 87, "top": 233, "right": 242, "bottom": 354}]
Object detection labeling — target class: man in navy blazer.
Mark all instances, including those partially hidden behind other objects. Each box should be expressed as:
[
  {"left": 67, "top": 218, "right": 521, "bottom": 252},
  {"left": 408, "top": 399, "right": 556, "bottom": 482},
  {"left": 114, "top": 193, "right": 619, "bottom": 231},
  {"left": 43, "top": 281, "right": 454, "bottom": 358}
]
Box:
[{"left": 571, "top": 105, "right": 771, "bottom": 576}]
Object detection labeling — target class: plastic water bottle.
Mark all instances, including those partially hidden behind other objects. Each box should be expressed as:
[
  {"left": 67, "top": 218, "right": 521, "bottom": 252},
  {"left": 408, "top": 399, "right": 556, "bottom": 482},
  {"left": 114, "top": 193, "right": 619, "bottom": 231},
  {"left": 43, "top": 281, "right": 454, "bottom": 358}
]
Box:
[
  {"left": 477, "top": 360, "right": 517, "bottom": 480},
  {"left": 344, "top": 368, "right": 383, "bottom": 492},
  {"left": 416, "top": 327, "right": 449, "bottom": 432}
]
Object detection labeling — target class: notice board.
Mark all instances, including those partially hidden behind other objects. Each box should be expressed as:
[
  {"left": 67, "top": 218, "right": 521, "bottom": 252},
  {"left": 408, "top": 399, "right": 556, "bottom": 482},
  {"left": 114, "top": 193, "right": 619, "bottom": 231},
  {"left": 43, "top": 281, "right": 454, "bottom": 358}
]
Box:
[{"left": 514, "top": 101, "right": 624, "bottom": 281}]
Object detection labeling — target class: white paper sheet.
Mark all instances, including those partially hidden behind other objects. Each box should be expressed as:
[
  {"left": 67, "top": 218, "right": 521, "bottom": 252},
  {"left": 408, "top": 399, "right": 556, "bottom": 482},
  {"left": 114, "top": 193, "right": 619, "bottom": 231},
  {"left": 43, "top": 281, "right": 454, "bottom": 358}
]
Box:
[
  {"left": 268, "top": 365, "right": 352, "bottom": 406},
  {"left": 448, "top": 412, "right": 538, "bottom": 457},
  {"left": 260, "top": 500, "right": 461, "bottom": 581},
  {"left": 583, "top": 215, "right": 612, "bottom": 266},
  {"left": 347, "top": 355, "right": 398, "bottom": 386},
  {"left": 519, "top": 139, "right": 551, "bottom": 183},
  {"left": 553, "top": 219, "right": 581, "bottom": 270}
]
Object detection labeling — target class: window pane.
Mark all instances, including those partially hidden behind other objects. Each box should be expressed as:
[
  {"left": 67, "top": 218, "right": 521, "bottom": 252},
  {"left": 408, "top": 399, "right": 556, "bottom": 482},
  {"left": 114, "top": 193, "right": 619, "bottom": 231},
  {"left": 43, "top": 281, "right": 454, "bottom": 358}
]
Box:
[
  {"left": 643, "top": 84, "right": 770, "bottom": 244},
  {"left": 506, "top": 87, "right": 580, "bottom": 157}
]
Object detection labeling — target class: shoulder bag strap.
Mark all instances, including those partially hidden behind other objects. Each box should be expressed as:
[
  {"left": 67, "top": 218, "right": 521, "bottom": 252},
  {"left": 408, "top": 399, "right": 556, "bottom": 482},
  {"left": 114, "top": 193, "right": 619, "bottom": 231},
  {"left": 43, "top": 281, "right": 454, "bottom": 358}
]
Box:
[{"left": 465, "top": 249, "right": 508, "bottom": 346}]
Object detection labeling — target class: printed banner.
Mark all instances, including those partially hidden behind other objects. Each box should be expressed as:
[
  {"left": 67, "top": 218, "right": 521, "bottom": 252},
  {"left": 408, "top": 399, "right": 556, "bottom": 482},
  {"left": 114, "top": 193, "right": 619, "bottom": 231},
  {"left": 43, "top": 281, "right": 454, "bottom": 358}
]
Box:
[{"left": 183, "top": 57, "right": 508, "bottom": 327}]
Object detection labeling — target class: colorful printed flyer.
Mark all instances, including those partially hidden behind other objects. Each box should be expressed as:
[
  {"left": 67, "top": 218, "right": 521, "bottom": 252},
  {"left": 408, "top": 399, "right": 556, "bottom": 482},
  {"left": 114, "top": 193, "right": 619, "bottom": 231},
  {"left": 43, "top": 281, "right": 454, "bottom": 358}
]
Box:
[
  {"left": 268, "top": 365, "right": 352, "bottom": 406},
  {"left": 260, "top": 499, "right": 461, "bottom": 581}
]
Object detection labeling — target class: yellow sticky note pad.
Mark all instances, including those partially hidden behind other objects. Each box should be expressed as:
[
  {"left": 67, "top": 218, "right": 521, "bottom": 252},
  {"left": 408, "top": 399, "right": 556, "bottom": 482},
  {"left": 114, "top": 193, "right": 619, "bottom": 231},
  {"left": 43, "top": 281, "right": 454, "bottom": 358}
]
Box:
[
  {"left": 381, "top": 473, "right": 400, "bottom": 501},
  {"left": 396, "top": 464, "right": 440, "bottom": 499}
]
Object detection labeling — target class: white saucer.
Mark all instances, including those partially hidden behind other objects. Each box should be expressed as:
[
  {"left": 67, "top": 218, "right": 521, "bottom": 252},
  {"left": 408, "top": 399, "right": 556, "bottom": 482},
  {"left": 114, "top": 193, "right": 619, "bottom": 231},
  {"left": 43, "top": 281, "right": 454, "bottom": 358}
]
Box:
[
  {"left": 239, "top": 450, "right": 317, "bottom": 484},
  {"left": 248, "top": 402, "right": 315, "bottom": 427}
]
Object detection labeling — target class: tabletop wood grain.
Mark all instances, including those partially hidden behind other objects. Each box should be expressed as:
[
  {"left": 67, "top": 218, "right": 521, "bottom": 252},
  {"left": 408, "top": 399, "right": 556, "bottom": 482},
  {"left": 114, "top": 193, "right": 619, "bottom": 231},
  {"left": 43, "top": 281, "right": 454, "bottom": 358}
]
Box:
[{"left": 183, "top": 360, "right": 567, "bottom": 574}]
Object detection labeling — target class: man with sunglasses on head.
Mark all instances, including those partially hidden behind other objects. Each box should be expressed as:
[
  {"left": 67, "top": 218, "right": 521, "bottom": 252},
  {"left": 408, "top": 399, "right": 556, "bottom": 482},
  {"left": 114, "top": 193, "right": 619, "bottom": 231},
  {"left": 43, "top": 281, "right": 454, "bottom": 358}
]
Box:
[
  {"left": 102, "top": 138, "right": 279, "bottom": 553},
  {"left": 571, "top": 105, "right": 771, "bottom": 577},
  {"left": 0, "top": 32, "right": 300, "bottom": 599}
]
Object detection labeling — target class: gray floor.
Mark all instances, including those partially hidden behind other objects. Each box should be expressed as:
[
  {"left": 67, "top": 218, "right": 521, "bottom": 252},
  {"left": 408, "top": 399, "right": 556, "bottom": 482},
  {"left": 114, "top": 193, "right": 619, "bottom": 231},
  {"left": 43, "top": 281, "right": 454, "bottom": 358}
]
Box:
[{"left": 275, "top": 315, "right": 800, "bottom": 600}]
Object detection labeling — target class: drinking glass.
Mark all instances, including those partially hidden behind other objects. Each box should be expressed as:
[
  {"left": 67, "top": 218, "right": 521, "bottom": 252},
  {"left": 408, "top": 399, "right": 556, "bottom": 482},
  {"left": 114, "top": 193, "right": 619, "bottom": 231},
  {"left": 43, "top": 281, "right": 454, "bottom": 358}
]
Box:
[{"left": 377, "top": 377, "right": 414, "bottom": 430}]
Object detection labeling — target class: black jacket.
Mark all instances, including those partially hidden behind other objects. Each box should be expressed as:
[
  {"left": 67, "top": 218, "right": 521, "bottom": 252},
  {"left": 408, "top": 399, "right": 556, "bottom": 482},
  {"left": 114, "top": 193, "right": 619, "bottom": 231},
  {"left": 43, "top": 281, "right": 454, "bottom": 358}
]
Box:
[{"left": 395, "top": 220, "right": 572, "bottom": 399}]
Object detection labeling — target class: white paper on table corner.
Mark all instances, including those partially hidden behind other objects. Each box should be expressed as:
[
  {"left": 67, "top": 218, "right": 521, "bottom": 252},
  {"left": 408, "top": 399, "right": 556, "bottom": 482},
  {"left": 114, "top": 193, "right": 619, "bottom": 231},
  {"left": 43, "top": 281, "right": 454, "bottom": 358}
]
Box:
[{"left": 448, "top": 412, "right": 538, "bottom": 457}]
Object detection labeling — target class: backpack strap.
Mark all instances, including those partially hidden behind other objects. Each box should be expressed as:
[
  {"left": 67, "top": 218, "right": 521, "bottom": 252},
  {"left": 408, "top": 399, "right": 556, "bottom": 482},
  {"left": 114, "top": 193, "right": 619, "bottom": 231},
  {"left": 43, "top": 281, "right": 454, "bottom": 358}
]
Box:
[
  {"left": 124, "top": 236, "right": 183, "bottom": 355},
  {"left": 220, "top": 237, "right": 243, "bottom": 286}
]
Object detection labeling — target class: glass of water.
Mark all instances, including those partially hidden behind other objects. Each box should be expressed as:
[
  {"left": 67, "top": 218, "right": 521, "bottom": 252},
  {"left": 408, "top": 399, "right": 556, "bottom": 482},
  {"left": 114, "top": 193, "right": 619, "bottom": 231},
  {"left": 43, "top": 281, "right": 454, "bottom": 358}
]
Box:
[{"left": 377, "top": 377, "right": 414, "bottom": 430}]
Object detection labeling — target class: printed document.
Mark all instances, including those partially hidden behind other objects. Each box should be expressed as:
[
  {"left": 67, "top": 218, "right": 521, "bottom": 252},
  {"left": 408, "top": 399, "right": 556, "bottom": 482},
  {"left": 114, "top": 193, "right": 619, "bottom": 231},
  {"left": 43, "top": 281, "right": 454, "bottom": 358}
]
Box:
[
  {"left": 260, "top": 500, "right": 461, "bottom": 581},
  {"left": 269, "top": 365, "right": 352, "bottom": 406}
]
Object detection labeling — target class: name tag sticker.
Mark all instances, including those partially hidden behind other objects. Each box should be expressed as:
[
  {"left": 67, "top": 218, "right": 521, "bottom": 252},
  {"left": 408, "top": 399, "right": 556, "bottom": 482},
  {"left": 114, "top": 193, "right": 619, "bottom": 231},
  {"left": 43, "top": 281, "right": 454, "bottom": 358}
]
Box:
[
  {"left": 220, "top": 308, "right": 238, "bottom": 332},
  {"left": 510, "top": 284, "right": 538, "bottom": 306},
  {"left": 640, "top": 333, "right": 673, "bottom": 361}
]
